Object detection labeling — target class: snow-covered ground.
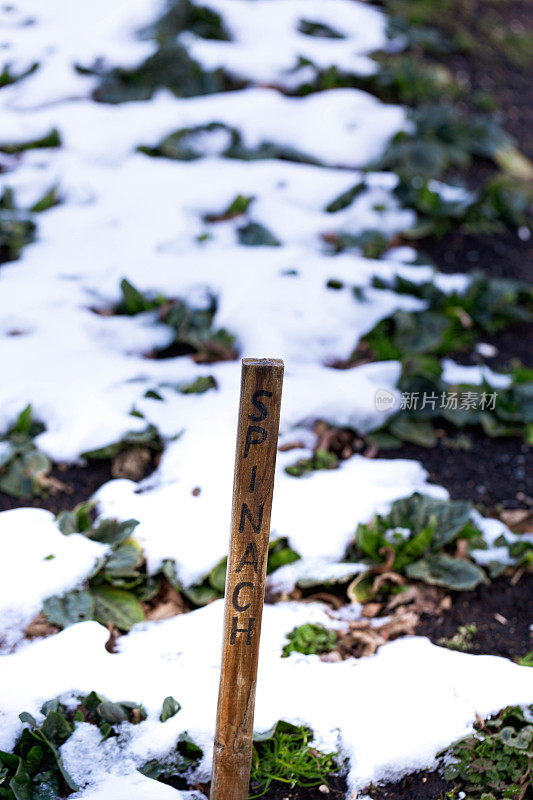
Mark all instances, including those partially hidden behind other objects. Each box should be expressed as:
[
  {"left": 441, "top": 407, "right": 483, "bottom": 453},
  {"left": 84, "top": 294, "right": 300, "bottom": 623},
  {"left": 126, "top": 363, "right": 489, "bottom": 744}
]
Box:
[{"left": 0, "top": 1, "right": 531, "bottom": 798}]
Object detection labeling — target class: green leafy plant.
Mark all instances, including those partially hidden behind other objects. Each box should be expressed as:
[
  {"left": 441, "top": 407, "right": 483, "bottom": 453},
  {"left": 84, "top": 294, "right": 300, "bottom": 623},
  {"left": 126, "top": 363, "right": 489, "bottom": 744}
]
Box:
[
  {"left": 138, "top": 121, "right": 319, "bottom": 165},
  {"left": 149, "top": 0, "right": 231, "bottom": 42},
  {"left": 0, "top": 185, "right": 59, "bottom": 264},
  {"left": 285, "top": 447, "right": 339, "bottom": 477},
  {"left": 204, "top": 194, "right": 253, "bottom": 221},
  {"left": 298, "top": 20, "right": 344, "bottom": 39},
  {"left": 348, "top": 274, "right": 533, "bottom": 448},
  {"left": 0, "top": 690, "right": 154, "bottom": 799},
  {"left": 322, "top": 229, "right": 390, "bottom": 258},
  {"left": 44, "top": 509, "right": 153, "bottom": 631},
  {"left": 139, "top": 735, "right": 202, "bottom": 782},
  {"left": 0, "top": 62, "right": 39, "bottom": 89},
  {"left": 0, "top": 128, "right": 61, "bottom": 154},
  {"left": 237, "top": 222, "right": 280, "bottom": 247},
  {"left": 178, "top": 375, "right": 217, "bottom": 394},
  {"left": 345, "top": 493, "right": 487, "bottom": 596},
  {"left": 438, "top": 624, "right": 477, "bottom": 652},
  {"left": 0, "top": 188, "right": 36, "bottom": 263},
  {"left": 283, "top": 623, "right": 338, "bottom": 657},
  {"left": 366, "top": 273, "right": 532, "bottom": 360},
  {"left": 113, "top": 279, "right": 237, "bottom": 363},
  {"left": 92, "top": 40, "right": 237, "bottom": 104},
  {"left": 92, "top": 0, "right": 234, "bottom": 103},
  {"left": 0, "top": 699, "right": 77, "bottom": 799},
  {"left": 144, "top": 375, "right": 218, "bottom": 399},
  {"left": 160, "top": 696, "right": 181, "bottom": 722},
  {"left": 180, "top": 538, "right": 301, "bottom": 606},
  {"left": 492, "top": 532, "right": 533, "bottom": 572},
  {"left": 249, "top": 721, "right": 340, "bottom": 798},
  {"left": 82, "top": 424, "right": 163, "bottom": 461},
  {"left": 0, "top": 405, "right": 52, "bottom": 499},
  {"left": 369, "top": 358, "right": 533, "bottom": 450},
  {"left": 441, "top": 705, "right": 533, "bottom": 799},
  {"left": 79, "top": 691, "right": 147, "bottom": 738}
]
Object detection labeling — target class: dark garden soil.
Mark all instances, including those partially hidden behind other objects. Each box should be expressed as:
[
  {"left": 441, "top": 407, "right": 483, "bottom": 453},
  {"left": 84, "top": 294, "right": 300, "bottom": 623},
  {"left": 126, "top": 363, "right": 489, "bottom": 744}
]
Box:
[
  {"left": 377, "top": 428, "right": 532, "bottom": 509},
  {"left": 416, "top": 572, "right": 533, "bottom": 660},
  {"left": 434, "top": 1, "right": 533, "bottom": 160},
  {"left": 364, "top": 768, "right": 447, "bottom": 800},
  {"left": 0, "top": 451, "right": 160, "bottom": 515},
  {"left": 419, "top": 225, "right": 532, "bottom": 284},
  {"left": 403, "top": 0, "right": 533, "bottom": 285},
  {"left": 449, "top": 319, "right": 533, "bottom": 371},
  {"left": 252, "top": 775, "right": 348, "bottom": 799},
  {"left": 159, "top": 775, "right": 349, "bottom": 799},
  {"left": 0, "top": 461, "right": 113, "bottom": 515}
]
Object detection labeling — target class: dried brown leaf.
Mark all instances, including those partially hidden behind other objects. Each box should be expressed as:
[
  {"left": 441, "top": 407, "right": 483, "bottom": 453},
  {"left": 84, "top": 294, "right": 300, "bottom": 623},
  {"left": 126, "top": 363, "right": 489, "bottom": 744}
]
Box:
[{"left": 25, "top": 612, "right": 59, "bottom": 639}]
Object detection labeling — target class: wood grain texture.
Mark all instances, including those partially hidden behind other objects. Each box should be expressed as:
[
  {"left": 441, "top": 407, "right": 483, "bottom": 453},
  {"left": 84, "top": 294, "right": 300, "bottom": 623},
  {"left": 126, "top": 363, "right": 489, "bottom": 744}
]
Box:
[{"left": 210, "top": 358, "right": 284, "bottom": 800}]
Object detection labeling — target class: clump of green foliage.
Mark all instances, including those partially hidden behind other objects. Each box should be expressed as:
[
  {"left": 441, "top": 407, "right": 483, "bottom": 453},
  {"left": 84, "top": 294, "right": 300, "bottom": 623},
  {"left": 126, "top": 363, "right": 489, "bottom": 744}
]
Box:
[
  {"left": 179, "top": 375, "right": 217, "bottom": 394},
  {"left": 311, "top": 0, "right": 533, "bottom": 240},
  {"left": 283, "top": 623, "right": 338, "bottom": 657},
  {"left": 0, "top": 692, "right": 150, "bottom": 800},
  {"left": 138, "top": 121, "right": 319, "bottom": 165},
  {"left": 0, "top": 62, "right": 38, "bottom": 89},
  {"left": 0, "top": 188, "right": 36, "bottom": 263},
  {"left": 492, "top": 530, "right": 533, "bottom": 573},
  {"left": 237, "top": 221, "right": 280, "bottom": 247},
  {"left": 44, "top": 509, "right": 151, "bottom": 631},
  {"left": 0, "top": 129, "right": 61, "bottom": 155},
  {"left": 370, "top": 357, "right": 533, "bottom": 450},
  {"left": 77, "top": 691, "right": 147, "bottom": 738},
  {"left": 441, "top": 705, "right": 533, "bottom": 799},
  {"left": 323, "top": 229, "right": 390, "bottom": 258},
  {"left": 114, "top": 278, "right": 237, "bottom": 363},
  {"left": 345, "top": 493, "right": 487, "bottom": 596},
  {"left": 204, "top": 194, "right": 253, "bottom": 221},
  {"left": 44, "top": 506, "right": 300, "bottom": 627},
  {"left": 93, "top": 44, "right": 232, "bottom": 103},
  {"left": 285, "top": 447, "right": 339, "bottom": 477},
  {"left": 148, "top": 0, "right": 231, "bottom": 42},
  {"left": 144, "top": 375, "right": 218, "bottom": 399},
  {"left": 0, "top": 405, "right": 51, "bottom": 500},
  {"left": 0, "top": 699, "right": 78, "bottom": 799},
  {"left": 249, "top": 721, "right": 340, "bottom": 798},
  {"left": 370, "top": 273, "right": 532, "bottom": 356},
  {"left": 298, "top": 19, "right": 344, "bottom": 39},
  {"left": 0, "top": 186, "right": 59, "bottom": 264},
  {"left": 139, "top": 735, "right": 202, "bottom": 783},
  {"left": 90, "top": 0, "right": 235, "bottom": 104},
  {"left": 438, "top": 624, "right": 477, "bottom": 652},
  {"left": 180, "top": 537, "right": 300, "bottom": 606},
  {"left": 81, "top": 423, "right": 163, "bottom": 463},
  {"left": 348, "top": 274, "right": 533, "bottom": 448}
]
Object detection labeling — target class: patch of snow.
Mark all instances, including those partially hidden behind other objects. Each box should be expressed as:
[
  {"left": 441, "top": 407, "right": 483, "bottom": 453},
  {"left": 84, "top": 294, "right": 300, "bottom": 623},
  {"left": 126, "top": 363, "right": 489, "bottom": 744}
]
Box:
[
  {"left": 0, "top": 603, "right": 531, "bottom": 796},
  {"left": 181, "top": 0, "right": 388, "bottom": 86},
  {"left": 0, "top": 509, "right": 106, "bottom": 648},
  {"left": 441, "top": 359, "right": 513, "bottom": 388}
]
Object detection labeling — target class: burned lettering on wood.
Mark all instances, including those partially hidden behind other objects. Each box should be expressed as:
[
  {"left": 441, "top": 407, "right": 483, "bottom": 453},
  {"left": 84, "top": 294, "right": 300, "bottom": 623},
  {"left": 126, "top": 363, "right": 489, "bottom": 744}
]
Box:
[{"left": 211, "top": 358, "right": 284, "bottom": 800}]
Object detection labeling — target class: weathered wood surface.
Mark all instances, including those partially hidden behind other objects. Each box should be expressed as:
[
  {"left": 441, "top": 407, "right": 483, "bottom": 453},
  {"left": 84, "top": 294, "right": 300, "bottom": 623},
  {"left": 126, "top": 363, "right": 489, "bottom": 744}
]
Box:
[{"left": 210, "top": 358, "right": 284, "bottom": 800}]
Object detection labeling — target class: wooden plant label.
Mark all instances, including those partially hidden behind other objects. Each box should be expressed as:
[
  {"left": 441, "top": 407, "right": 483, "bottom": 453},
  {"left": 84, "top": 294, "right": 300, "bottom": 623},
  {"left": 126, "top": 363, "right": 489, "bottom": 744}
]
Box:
[{"left": 210, "top": 358, "right": 284, "bottom": 800}]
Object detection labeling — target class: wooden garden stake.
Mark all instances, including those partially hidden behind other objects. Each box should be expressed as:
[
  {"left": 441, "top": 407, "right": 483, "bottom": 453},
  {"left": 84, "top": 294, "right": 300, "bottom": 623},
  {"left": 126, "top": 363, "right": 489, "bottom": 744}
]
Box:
[{"left": 210, "top": 358, "right": 284, "bottom": 800}]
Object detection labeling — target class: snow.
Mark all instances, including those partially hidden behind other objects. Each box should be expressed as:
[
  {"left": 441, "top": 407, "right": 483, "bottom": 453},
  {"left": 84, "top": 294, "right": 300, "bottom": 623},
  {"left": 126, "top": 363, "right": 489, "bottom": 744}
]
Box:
[
  {"left": 0, "top": 0, "right": 531, "bottom": 796},
  {"left": 0, "top": 508, "right": 107, "bottom": 648},
  {"left": 180, "top": 0, "right": 387, "bottom": 85},
  {"left": 441, "top": 359, "right": 513, "bottom": 389},
  {"left": 0, "top": 603, "right": 531, "bottom": 797}
]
